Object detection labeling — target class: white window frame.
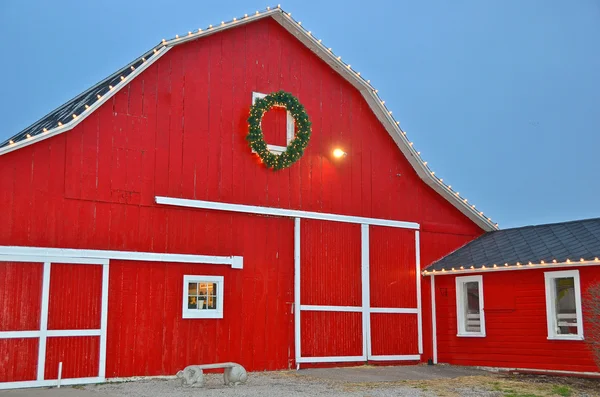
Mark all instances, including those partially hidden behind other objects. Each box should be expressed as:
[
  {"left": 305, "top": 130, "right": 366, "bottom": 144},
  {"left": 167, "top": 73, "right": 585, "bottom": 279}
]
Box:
[
  {"left": 252, "top": 92, "right": 295, "bottom": 154},
  {"left": 544, "top": 270, "right": 584, "bottom": 341},
  {"left": 182, "top": 275, "right": 224, "bottom": 319},
  {"left": 456, "top": 275, "right": 486, "bottom": 337}
]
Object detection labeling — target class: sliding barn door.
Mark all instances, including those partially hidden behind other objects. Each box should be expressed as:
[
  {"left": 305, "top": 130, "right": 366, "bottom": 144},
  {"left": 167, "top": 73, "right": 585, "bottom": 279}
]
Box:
[
  {"left": 368, "top": 226, "right": 421, "bottom": 361},
  {"left": 0, "top": 257, "right": 108, "bottom": 390},
  {"left": 295, "top": 219, "right": 421, "bottom": 366}
]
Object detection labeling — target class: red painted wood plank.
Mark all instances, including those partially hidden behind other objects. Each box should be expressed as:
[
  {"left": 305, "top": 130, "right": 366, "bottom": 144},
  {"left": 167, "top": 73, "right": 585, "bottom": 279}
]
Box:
[
  {"left": 0, "top": 338, "right": 38, "bottom": 382},
  {"left": 44, "top": 336, "right": 99, "bottom": 379},
  {"left": 301, "top": 311, "right": 363, "bottom": 357},
  {"left": 0, "top": 262, "right": 43, "bottom": 331}
]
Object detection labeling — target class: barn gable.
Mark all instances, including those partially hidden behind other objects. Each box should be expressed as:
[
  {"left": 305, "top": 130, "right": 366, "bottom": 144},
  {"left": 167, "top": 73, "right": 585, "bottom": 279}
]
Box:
[{"left": 0, "top": 7, "right": 496, "bottom": 232}]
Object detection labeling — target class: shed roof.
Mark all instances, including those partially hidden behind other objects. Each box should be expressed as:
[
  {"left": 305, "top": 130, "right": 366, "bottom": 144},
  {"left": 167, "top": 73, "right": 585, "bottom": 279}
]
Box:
[
  {"left": 0, "top": 6, "right": 498, "bottom": 231},
  {"left": 424, "top": 217, "right": 600, "bottom": 274}
]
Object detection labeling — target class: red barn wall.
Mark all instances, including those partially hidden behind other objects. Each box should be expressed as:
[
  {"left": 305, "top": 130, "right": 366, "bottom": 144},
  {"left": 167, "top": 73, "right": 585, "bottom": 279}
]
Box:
[
  {"left": 0, "top": 16, "right": 484, "bottom": 377},
  {"left": 434, "top": 267, "right": 600, "bottom": 373}
]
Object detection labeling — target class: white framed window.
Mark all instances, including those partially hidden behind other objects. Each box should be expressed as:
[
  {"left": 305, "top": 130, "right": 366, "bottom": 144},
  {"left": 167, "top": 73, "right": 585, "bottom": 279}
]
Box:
[
  {"left": 252, "top": 91, "right": 295, "bottom": 154},
  {"left": 544, "top": 270, "right": 583, "bottom": 340},
  {"left": 456, "top": 275, "right": 486, "bottom": 337},
  {"left": 182, "top": 275, "right": 224, "bottom": 319}
]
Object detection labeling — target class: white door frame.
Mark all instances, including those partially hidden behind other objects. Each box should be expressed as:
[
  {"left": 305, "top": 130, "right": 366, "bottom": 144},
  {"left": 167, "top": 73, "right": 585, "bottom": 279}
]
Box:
[
  {"left": 295, "top": 221, "right": 422, "bottom": 366},
  {"left": 0, "top": 256, "right": 109, "bottom": 390}
]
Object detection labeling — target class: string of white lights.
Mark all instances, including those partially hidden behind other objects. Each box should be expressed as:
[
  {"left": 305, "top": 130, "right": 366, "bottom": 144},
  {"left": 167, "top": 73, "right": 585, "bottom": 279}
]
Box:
[{"left": 423, "top": 257, "right": 600, "bottom": 275}]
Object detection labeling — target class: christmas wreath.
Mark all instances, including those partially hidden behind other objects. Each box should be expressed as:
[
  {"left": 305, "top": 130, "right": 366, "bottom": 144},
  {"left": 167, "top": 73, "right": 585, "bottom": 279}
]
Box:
[{"left": 246, "top": 90, "right": 312, "bottom": 170}]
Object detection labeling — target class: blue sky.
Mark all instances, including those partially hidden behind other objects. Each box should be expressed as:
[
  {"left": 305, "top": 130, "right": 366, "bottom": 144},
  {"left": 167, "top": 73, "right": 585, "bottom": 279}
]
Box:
[{"left": 1, "top": 0, "right": 598, "bottom": 229}]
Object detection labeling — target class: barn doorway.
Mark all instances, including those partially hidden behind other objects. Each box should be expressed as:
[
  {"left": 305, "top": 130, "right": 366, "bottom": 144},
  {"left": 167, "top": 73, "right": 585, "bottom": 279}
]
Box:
[{"left": 0, "top": 256, "right": 109, "bottom": 389}]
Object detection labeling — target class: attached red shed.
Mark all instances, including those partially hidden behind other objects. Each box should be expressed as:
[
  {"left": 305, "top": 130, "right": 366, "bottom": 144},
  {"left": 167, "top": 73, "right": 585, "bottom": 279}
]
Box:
[
  {"left": 424, "top": 218, "right": 600, "bottom": 375},
  {"left": 0, "top": 7, "right": 496, "bottom": 389}
]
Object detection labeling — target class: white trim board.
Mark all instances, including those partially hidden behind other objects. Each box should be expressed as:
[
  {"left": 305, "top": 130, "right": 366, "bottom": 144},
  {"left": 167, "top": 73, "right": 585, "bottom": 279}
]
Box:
[
  {"left": 0, "top": 246, "right": 243, "bottom": 269},
  {"left": 156, "top": 196, "right": 419, "bottom": 229}
]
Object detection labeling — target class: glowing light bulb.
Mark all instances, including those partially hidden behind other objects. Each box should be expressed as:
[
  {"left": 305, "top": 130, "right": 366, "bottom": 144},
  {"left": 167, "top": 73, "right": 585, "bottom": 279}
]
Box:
[{"left": 333, "top": 148, "right": 346, "bottom": 158}]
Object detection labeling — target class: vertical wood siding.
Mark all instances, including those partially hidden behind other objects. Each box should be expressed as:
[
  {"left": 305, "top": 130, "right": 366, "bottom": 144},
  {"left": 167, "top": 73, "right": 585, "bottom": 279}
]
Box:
[
  {"left": 47, "top": 264, "right": 102, "bottom": 330},
  {"left": 369, "top": 227, "right": 417, "bottom": 308},
  {"left": 0, "top": 16, "right": 484, "bottom": 377},
  {"left": 370, "top": 314, "right": 419, "bottom": 356},
  {"left": 44, "top": 336, "right": 100, "bottom": 379},
  {"left": 0, "top": 338, "right": 38, "bottom": 382},
  {"left": 301, "top": 311, "right": 363, "bottom": 357},
  {"left": 105, "top": 213, "right": 294, "bottom": 376},
  {"left": 435, "top": 267, "right": 600, "bottom": 373},
  {"left": 0, "top": 262, "right": 43, "bottom": 331},
  {"left": 300, "top": 219, "right": 361, "bottom": 307}
]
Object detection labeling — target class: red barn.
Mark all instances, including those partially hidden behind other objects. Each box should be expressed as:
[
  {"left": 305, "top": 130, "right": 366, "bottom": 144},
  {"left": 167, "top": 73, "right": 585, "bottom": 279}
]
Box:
[{"left": 1, "top": 6, "right": 518, "bottom": 390}]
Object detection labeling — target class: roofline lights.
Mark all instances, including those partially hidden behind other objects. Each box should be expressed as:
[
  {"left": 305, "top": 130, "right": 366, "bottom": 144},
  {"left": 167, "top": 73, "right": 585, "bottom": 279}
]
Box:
[
  {"left": 0, "top": 6, "right": 498, "bottom": 231},
  {"left": 423, "top": 257, "right": 600, "bottom": 276}
]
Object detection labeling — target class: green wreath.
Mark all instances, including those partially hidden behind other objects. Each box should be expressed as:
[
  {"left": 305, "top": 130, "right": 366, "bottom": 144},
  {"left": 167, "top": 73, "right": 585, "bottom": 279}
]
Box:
[{"left": 247, "top": 90, "right": 312, "bottom": 170}]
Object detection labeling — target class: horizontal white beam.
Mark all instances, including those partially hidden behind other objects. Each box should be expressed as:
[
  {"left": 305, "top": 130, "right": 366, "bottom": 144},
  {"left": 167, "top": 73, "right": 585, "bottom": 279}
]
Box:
[
  {"left": 369, "top": 307, "right": 418, "bottom": 314},
  {"left": 47, "top": 329, "right": 102, "bottom": 337},
  {"left": 0, "top": 329, "right": 103, "bottom": 339},
  {"left": 0, "top": 331, "right": 40, "bottom": 339},
  {"left": 300, "top": 305, "right": 362, "bottom": 312},
  {"left": 424, "top": 260, "right": 600, "bottom": 276},
  {"left": 156, "top": 196, "right": 419, "bottom": 230},
  {"left": 368, "top": 354, "right": 420, "bottom": 361},
  {"left": 0, "top": 377, "right": 103, "bottom": 390},
  {"left": 296, "top": 355, "right": 366, "bottom": 363},
  {"left": 0, "top": 246, "right": 243, "bottom": 269},
  {"left": 0, "top": 255, "right": 108, "bottom": 265}
]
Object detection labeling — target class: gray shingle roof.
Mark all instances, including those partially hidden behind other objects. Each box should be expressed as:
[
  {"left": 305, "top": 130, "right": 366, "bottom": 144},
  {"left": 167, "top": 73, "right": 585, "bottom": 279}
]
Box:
[
  {"left": 425, "top": 217, "right": 600, "bottom": 272},
  {"left": 0, "top": 48, "right": 159, "bottom": 148}
]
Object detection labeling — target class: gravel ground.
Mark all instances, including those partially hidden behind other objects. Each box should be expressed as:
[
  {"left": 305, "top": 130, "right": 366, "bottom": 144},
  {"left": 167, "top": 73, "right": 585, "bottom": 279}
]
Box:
[{"left": 83, "top": 371, "right": 500, "bottom": 397}]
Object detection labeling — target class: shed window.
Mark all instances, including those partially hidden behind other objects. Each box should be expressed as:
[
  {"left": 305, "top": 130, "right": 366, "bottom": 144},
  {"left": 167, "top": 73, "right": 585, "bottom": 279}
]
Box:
[
  {"left": 544, "top": 270, "right": 583, "bottom": 340},
  {"left": 182, "top": 275, "right": 224, "bottom": 319},
  {"left": 455, "top": 275, "right": 485, "bottom": 337}
]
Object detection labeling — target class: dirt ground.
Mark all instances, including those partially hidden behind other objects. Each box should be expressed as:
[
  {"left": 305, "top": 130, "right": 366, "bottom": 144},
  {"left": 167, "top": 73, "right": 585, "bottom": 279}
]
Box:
[{"left": 1, "top": 367, "right": 598, "bottom": 397}]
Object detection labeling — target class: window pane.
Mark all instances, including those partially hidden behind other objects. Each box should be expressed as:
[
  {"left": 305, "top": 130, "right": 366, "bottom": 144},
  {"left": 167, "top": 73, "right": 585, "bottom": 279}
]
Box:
[
  {"left": 188, "top": 282, "right": 197, "bottom": 295},
  {"left": 208, "top": 295, "right": 217, "bottom": 309},
  {"left": 554, "top": 277, "right": 577, "bottom": 335},
  {"left": 188, "top": 296, "right": 197, "bottom": 309},
  {"left": 464, "top": 281, "right": 481, "bottom": 333}
]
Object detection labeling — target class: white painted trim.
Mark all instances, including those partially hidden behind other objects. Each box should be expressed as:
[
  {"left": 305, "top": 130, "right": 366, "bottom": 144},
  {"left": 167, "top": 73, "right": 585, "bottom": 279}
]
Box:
[
  {"left": 361, "top": 224, "right": 371, "bottom": 359},
  {"left": 296, "top": 355, "right": 366, "bottom": 364},
  {"left": 294, "top": 218, "right": 301, "bottom": 370},
  {"left": 424, "top": 260, "right": 600, "bottom": 276},
  {"left": 0, "top": 329, "right": 105, "bottom": 338},
  {"left": 0, "top": 255, "right": 108, "bottom": 265},
  {"left": 182, "top": 275, "right": 225, "bottom": 319},
  {"left": 47, "top": 329, "right": 102, "bottom": 337},
  {"left": 455, "top": 275, "right": 486, "bottom": 337},
  {"left": 369, "top": 307, "right": 418, "bottom": 314},
  {"left": 156, "top": 196, "right": 419, "bottom": 230},
  {"left": 415, "top": 231, "right": 423, "bottom": 355},
  {"left": 251, "top": 91, "right": 295, "bottom": 155},
  {"left": 0, "top": 246, "right": 242, "bottom": 268},
  {"left": 0, "top": 46, "right": 170, "bottom": 159},
  {"left": 544, "top": 269, "right": 584, "bottom": 340},
  {"left": 431, "top": 274, "right": 437, "bottom": 364},
  {"left": 301, "top": 305, "right": 362, "bottom": 312},
  {"left": 0, "top": 377, "right": 103, "bottom": 390},
  {"left": 37, "top": 262, "right": 51, "bottom": 380},
  {"left": 98, "top": 263, "right": 109, "bottom": 378},
  {"left": 0, "top": 331, "right": 40, "bottom": 339},
  {"left": 368, "top": 355, "right": 421, "bottom": 361}
]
